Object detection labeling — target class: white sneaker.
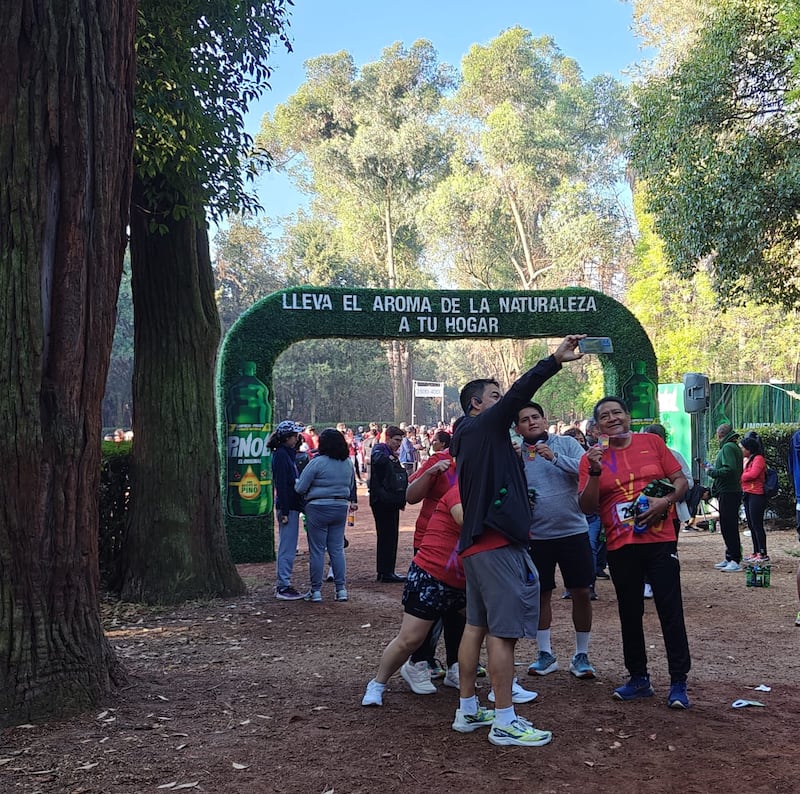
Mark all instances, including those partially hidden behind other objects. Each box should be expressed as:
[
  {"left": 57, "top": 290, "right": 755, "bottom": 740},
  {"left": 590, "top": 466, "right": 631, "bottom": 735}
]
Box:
[
  {"left": 721, "top": 561, "right": 742, "bottom": 572},
  {"left": 452, "top": 704, "right": 495, "bottom": 732},
  {"left": 488, "top": 677, "right": 538, "bottom": 704},
  {"left": 443, "top": 663, "right": 460, "bottom": 689},
  {"left": 713, "top": 560, "right": 730, "bottom": 569},
  {"left": 400, "top": 660, "right": 437, "bottom": 695},
  {"left": 361, "top": 679, "right": 384, "bottom": 706},
  {"left": 488, "top": 716, "right": 552, "bottom": 747}
]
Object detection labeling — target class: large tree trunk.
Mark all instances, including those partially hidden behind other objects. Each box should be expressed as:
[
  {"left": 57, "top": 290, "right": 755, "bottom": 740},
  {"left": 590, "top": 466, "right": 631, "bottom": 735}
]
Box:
[
  {"left": 122, "top": 183, "right": 245, "bottom": 603},
  {"left": 0, "top": 1, "right": 136, "bottom": 725}
]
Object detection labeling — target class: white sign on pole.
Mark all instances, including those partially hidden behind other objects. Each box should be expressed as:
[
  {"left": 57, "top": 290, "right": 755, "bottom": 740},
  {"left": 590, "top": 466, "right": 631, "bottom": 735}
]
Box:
[{"left": 414, "top": 383, "right": 444, "bottom": 398}]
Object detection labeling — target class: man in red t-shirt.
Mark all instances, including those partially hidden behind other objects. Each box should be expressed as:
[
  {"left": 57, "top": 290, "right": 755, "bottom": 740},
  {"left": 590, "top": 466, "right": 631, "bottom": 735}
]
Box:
[{"left": 579, "top": 396, "right": 691, "bottom": 709}]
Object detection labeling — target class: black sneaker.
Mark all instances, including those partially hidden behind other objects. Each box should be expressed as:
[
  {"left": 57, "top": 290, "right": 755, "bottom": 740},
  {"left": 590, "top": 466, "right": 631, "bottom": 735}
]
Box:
[
  {"left": 595, "top": 570, "right": 610, "bottom": 580},
  {"left": 275, "top": 585, "right": 307, "bottom": 601}
]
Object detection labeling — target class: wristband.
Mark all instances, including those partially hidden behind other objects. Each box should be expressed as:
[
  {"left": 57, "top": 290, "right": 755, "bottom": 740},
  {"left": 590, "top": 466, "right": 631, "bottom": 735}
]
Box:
[{"left": 589, "top": 469, "right": 601, "bottom": 477}]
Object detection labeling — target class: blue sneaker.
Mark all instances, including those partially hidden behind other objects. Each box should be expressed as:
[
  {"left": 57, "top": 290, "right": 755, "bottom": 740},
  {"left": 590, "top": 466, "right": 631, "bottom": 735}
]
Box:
[
  {"left": 668, "top": 681, "right": 690, "bottom": 709},
  {"left": 528, "top": 651, "right": 558, "bottom": 676},
  {"left": 613, "top": 675, "right": 654, "bottom": 701},
  {"left": 569, "top": 652, "right": 596, "bottom": 679}
]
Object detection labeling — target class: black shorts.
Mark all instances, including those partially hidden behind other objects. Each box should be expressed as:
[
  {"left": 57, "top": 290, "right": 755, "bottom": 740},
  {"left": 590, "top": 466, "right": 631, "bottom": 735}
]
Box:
[
  {"left": 402, "top": 562, "right": 466, "bottom": 621},
  {"left": 528, "top": 533, "right": 594, "bottom": 592}
]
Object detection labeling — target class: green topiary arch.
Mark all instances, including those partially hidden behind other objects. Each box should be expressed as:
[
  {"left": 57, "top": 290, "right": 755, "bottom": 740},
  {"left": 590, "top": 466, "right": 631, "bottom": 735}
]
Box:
[{"left": 217, "top": 286, "right": 656, "bottom": 562}]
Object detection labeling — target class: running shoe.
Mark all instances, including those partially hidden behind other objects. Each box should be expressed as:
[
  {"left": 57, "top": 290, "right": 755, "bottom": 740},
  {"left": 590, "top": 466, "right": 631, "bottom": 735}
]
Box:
[
  {"left": 613, "top": 675, "right": 654, "bottom": 701},
  {"left": 488, "top": 717, "right": 552, "bottom": 747},
  {"left": 569, "top": 652, "right": 596, "bottom": 679},
  {"left": 452, "top": 705, "right": 495, "bottom": 733},
  {"left": 528, "top": 651, "right": 558, "bottom": 676}
]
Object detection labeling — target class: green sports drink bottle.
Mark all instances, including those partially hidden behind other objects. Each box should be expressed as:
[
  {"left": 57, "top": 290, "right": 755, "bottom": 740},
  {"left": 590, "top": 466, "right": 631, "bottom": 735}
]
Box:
[{"left": 226, "top": 361, "right": 272, "bottom": 516}]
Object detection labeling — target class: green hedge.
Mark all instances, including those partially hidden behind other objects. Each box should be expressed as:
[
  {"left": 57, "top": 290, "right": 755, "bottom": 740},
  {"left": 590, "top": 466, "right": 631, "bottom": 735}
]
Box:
[{"left": 99, "top": 441, "right": 131, "bottom": 589}]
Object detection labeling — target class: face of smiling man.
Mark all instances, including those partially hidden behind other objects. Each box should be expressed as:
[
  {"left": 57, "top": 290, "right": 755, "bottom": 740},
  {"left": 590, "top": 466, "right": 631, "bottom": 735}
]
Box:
[{"left": 594, "top": 399, "right": 631, "bottom": 437}]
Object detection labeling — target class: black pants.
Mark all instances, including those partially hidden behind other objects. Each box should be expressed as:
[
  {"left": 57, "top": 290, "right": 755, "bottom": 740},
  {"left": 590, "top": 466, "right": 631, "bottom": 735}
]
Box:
[
  {"left": 717, "top": 491, "right": 742, "bottom": 563},
  {"left": 410, "top": 610, "right": 466, "bottom": 668},
  {"left": 608, "top": 542, "right": 691, "bottom": 684},
  {"left": 371, "top": 503, "right": 400, "bottom": 576},
  {"left": 743, "top": 492, "right": 767, "bottom": 555}
]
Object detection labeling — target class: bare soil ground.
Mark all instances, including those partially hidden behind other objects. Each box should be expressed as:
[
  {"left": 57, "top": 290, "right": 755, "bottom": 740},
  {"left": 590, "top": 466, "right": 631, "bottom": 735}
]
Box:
[{"left": 2, "top": 498, "right": 799, "bottom": 794}]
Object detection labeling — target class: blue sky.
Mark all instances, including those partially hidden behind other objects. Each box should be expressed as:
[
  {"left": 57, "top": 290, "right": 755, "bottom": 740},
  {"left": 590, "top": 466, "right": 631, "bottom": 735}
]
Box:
[{"left": 245, "top": 0, "right": 649, "bottom": 218}]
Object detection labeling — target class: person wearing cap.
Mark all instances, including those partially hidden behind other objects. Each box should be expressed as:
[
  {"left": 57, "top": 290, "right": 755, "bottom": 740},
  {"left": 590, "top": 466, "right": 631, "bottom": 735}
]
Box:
[{"left": 269, "top": 420, "right": 308, "bottom": 600}]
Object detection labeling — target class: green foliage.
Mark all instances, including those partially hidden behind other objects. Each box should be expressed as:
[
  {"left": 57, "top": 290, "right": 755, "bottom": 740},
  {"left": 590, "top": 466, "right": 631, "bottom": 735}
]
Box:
[
  {"left": 213, "top": 214, "right": 285, "bottom": 332},
  {"left": 628, "top": 187, "right": 800, "bottom": 383},
  {"left": 135, "top": 1, "right": 293, "bottom": 224},
  {"left": 426, "top": 27, "right": 632, "bottom": 296},
  {"left": 258, "top": 41, "right": 454, "bottom": 286},
  {"left": 630, "top": 0, "right": 800, "bottom": 309},
  {"left": 273, "top": 339, "right": 393, "bottom": 422}
]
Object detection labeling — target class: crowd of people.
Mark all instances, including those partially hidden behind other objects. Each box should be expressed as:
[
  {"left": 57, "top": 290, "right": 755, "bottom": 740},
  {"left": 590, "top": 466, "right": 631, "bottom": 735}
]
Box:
[{"left": 268, "top": 337, "right": 800, "bottom": 747}]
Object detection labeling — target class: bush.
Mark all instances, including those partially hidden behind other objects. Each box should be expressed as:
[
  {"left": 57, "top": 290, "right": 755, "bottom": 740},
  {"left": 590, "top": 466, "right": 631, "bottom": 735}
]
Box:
[
  {"left": 748, "top": 424, "right": 799, "bottom": 521},
  {"left": 99, "top": 441, "right": 131, "bottom": 589}
]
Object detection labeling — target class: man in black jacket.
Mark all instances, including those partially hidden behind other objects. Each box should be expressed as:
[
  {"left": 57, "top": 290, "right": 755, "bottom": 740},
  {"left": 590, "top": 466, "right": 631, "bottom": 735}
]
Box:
[{"left": 450, "top": 335, "right": 584, "bottom": 747}]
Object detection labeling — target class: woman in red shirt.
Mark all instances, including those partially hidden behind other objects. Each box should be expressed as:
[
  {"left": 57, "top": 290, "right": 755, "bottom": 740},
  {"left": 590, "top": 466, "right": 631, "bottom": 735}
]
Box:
[{"left": 740, "top": 434, "right": 768, "bottom": 562}]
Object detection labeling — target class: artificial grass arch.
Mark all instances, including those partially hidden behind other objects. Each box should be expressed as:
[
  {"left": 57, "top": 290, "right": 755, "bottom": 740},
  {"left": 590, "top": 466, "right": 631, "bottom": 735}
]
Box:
[{"left": 218, "top": 286, "right": 656, "bottom": 562}]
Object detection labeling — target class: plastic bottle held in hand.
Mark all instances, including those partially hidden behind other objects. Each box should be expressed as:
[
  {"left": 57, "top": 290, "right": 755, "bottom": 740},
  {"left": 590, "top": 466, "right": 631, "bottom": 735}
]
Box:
[
  {"left": 347, "top": 508, "right": 355, "bottom": 528},
  {"left": 632, "top": 494, "right": 650, "bottom": 534}
]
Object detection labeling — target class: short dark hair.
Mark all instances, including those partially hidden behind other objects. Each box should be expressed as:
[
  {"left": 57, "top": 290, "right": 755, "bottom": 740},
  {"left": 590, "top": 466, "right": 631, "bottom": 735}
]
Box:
[
  {"left": 459, "top": 378, "right": 499, "bottom": 414},
  {"left": 740, "top": 435, "right": 763, "bottom": 457},
  {"left": 592, "top": 396, "right": 630, "bottom": 421},
  {"left": 317, "top": 428, "right": 349, "bottom": 460},
  {"left": 562, "top": 427, "right": 586, "bottom": 447},
  {"left": 643, "top": 423, "right": 667, "bottom": 441},
  {"left": 386, "top": 425, "right": 403, "bottom": 440},
  {"left": 434, "top": 429, "right": 451, "bottom": 448},
  {"left": 516, "top": 401, "right": 545, "bottom": 423}
]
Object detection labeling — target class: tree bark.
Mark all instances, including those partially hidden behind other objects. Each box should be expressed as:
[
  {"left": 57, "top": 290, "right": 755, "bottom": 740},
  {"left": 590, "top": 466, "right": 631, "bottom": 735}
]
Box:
[
  {"left": 122, "top": 181, "right": 245, "bottom": 603},
  {"left": 0, "top": 0, "right": 136, "bottom": 725}
]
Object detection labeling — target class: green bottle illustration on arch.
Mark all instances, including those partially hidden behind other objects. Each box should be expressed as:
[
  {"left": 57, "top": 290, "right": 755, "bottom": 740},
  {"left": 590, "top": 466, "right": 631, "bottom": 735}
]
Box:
[
  {"left": 622, "top": 361, "right": 657, "bottom": 430},
  {"left": 226, "top": 361, "right": 272, "bottom": 516}
]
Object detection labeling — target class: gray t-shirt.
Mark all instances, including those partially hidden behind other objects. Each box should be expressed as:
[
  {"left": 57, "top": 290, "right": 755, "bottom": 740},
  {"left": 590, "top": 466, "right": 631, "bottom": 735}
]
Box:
[{"left": 521, "top": 433, "right": 589, "bottom": 540}]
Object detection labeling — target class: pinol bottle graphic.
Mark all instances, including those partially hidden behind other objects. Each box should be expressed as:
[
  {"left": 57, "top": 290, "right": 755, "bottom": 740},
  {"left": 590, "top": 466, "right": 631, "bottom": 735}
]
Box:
[
  {"left": 226, "top": 361, "right": 272, "bottom": 516},
  {"left": 622, "top": 361, "right": 657, "bottom": 430}
]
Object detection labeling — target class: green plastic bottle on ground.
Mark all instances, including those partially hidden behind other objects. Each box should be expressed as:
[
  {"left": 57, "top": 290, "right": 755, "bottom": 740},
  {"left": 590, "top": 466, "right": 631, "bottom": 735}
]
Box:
[{"left": 226, "top": 361, "right": 272, "bottom": 516}]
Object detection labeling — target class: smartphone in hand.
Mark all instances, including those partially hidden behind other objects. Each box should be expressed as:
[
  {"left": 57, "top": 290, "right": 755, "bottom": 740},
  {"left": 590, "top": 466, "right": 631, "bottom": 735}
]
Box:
[{"left": 578, "top": 337, "right": 613, "bottom": 354}]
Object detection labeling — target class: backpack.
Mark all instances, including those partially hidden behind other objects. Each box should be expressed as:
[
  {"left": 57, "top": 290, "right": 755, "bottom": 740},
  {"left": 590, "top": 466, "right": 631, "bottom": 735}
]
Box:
[{"left": 763, "top": 467, "right": 779, "bottom": 499}]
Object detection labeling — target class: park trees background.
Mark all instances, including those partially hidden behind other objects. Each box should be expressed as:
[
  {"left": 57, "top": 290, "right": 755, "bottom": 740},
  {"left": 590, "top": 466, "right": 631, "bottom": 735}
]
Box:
[
  {"left": 630, "top": 0, "right": 800, "bottom": 310},
  {"left": 0, "top": 0, "right": 137, "bottom": 725},
  {"left": 119, "top": 0, "right": 293, "bottom": 604},
  {"left": 257, "top": 41, "right": 456, "bottom": 419}
]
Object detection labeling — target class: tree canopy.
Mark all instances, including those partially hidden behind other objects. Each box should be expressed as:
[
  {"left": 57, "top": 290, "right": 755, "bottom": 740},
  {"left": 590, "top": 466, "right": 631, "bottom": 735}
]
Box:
[{"left": 630, "top": 0, "right": 800, "bottom": 309}]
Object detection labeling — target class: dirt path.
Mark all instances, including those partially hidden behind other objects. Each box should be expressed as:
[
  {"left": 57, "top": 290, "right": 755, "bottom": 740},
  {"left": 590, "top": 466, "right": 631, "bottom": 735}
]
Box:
[{"left": 2, "top": 499, "right": 798, "bottom": 793}]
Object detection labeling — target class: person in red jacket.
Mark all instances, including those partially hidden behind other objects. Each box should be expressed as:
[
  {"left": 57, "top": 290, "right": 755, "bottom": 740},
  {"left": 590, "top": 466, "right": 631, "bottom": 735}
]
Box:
[
  {"left": 740, "top": 433, "right": 768, "bottom": 562},
  {"left": 405, "top": 430, "right": 461, "bottom": 684}
]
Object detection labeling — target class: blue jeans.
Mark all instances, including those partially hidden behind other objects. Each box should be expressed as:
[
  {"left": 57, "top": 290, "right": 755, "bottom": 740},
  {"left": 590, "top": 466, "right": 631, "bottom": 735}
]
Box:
[
  {"left": 304, "top": 502, "right": 348, "bottom": 591},
  {"left": 276, "top": 509, "right": 301, "bottom": 588}
]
